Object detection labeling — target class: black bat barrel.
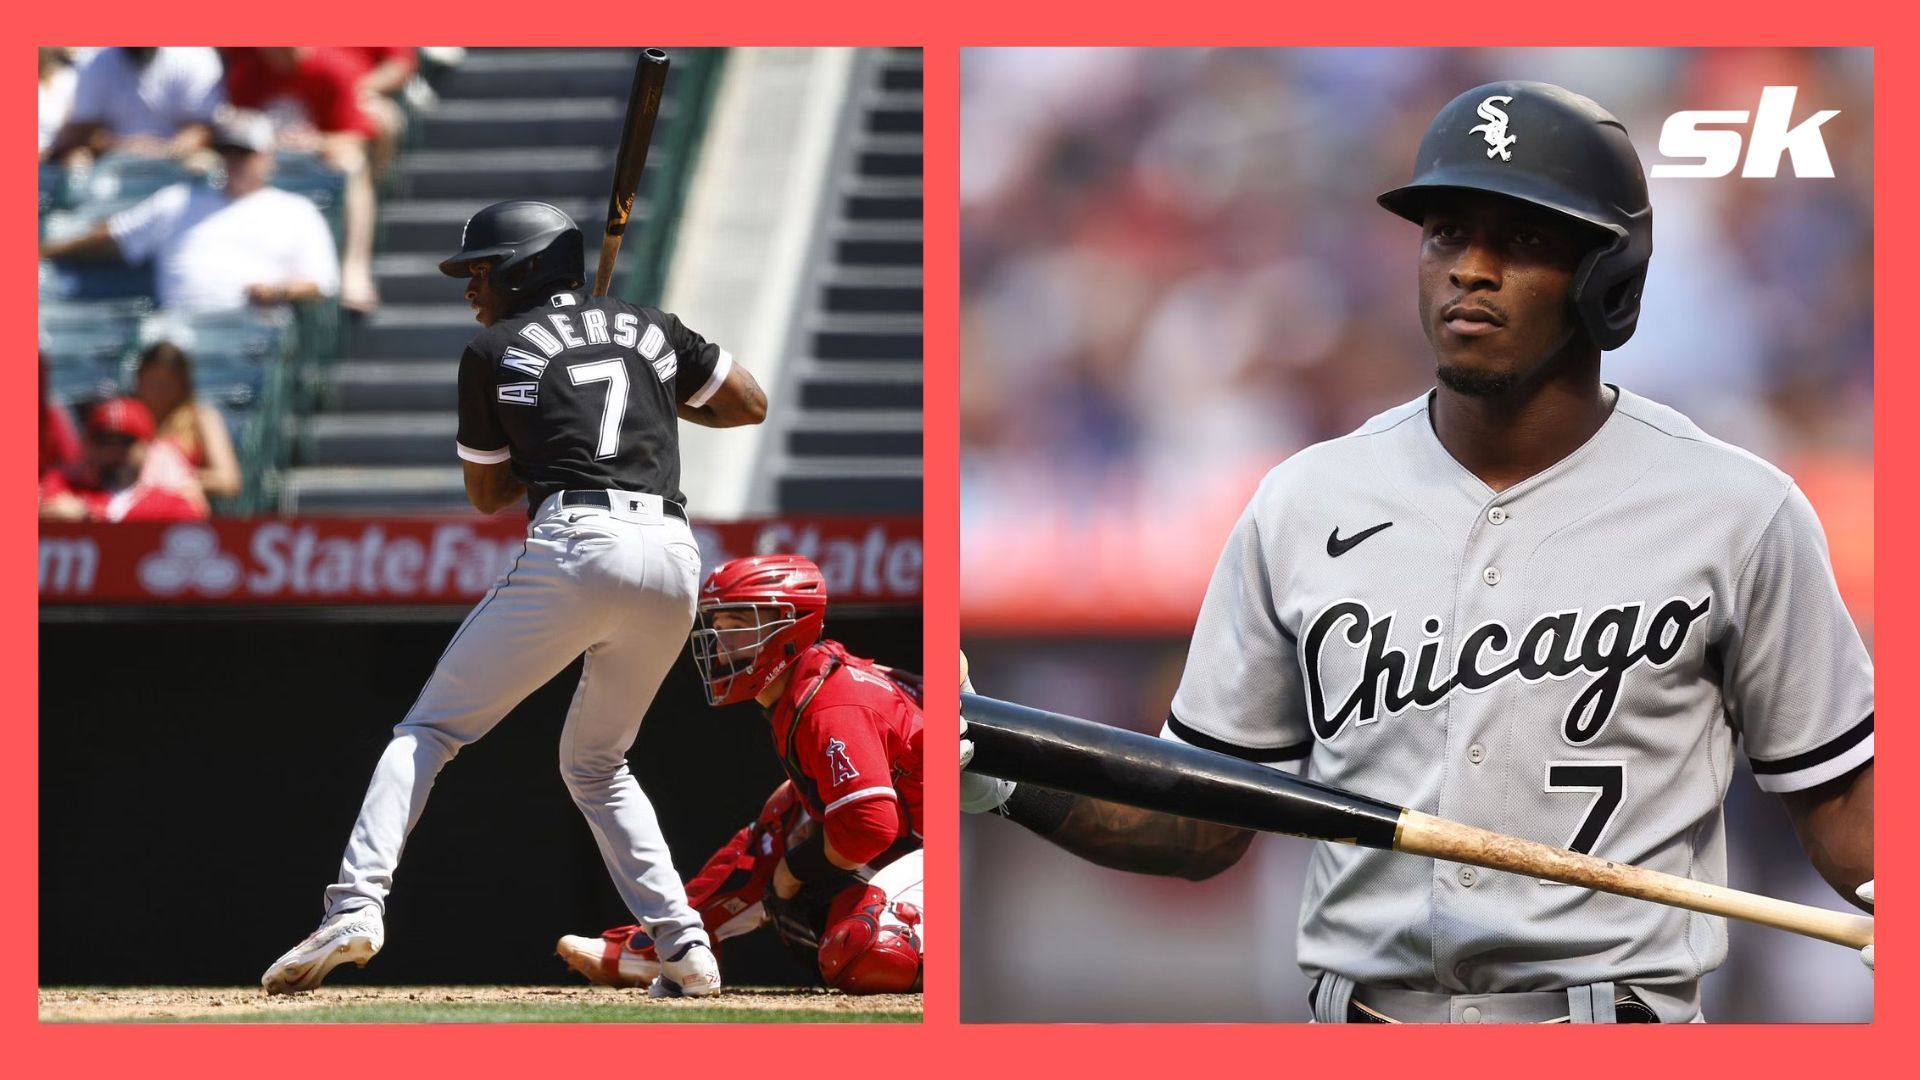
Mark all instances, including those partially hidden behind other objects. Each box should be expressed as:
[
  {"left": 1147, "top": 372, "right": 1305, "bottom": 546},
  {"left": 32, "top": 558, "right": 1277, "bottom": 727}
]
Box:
[
  {"left": 605, "top": 49, "right": 671, "bottom": 237},
  {"left": 962, "top": 693, "right": 1404, "bottom": 849}
]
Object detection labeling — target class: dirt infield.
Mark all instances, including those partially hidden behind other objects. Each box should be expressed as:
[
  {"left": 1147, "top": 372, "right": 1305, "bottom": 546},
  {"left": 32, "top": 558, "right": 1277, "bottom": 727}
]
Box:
[{"left": 40, "top": 985, "right": 921, "bottom": 1023}]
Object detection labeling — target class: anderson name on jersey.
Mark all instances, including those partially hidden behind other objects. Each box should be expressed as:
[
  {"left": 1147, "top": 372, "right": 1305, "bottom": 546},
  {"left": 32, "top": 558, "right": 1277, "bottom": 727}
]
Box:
[{"left": 455, "top": 289, "right": 731, "bottom": 512}]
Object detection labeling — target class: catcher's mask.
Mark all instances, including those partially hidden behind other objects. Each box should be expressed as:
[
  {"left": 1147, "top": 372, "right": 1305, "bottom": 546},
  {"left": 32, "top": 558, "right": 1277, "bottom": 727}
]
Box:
[{"left": 690, "top": 555, "right": 827, "bottom": 706}]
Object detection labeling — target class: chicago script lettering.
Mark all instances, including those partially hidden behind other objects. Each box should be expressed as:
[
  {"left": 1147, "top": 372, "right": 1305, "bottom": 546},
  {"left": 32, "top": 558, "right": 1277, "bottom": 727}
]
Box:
[{"left": 1303, "top": 596, "right": 1710, "bottom": 744}]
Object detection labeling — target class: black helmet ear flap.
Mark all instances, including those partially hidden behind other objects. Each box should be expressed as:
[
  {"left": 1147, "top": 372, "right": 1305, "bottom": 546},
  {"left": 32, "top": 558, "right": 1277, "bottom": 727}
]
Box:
[{"left": 1567, "top": 208, "right": 1652, "bottom": 351}]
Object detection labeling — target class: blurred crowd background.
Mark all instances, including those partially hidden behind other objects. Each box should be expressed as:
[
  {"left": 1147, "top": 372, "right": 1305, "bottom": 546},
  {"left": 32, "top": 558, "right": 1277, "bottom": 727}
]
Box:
[
  {"left": 960, "top": 47, "right": 1873, "bottom": 1023},
  {"left": 37, "top": 46, "right": 456, "bottom": 520},
  {"left": 38, "top": 47, "right": 923, "bottom": 525}
]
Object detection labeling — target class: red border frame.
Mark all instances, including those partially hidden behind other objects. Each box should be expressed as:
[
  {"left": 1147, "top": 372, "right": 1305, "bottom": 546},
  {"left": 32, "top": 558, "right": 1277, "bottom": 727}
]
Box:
[{"left": 15, "top": 7, "right": 1902, "bottom": 1077}]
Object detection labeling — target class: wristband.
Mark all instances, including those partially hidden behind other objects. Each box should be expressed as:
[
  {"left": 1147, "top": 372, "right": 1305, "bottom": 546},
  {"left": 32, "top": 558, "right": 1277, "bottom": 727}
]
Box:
[
  {"left": 784, "top": 832, "right": 836, "bottom": 883},
  {"left": 996, "top": 784, "right": 1075, "bottom": 836}
]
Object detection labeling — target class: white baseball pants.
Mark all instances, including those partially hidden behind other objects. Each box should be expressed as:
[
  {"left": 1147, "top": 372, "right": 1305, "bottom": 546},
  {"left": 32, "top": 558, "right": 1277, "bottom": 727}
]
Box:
[{"left": 321, "top": 489, "right": 710, "bottom": 959}]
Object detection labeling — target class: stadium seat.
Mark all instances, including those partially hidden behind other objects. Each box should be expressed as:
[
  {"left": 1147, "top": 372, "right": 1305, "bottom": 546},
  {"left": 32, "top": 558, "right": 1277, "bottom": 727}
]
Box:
[
  {"left": 39, "top": 260, "right": 157, "bottom": 302},
  {"left": 40, "top": 298, "right": 150, "bottom": 404},
  {"left": 45, "top": 359, "right": 126, "bottom": 405},
  {"left": 211, "top": 397, "right": 262, "bottom": 463},
  {"left": 168, "top": 309, "right": 290, "bottom": 358},
  {"left": 273, "top": 152, "right": 345, "bottom": 204},
  {"left": 79, "top": 153, "right": 194, "bottom": 205},
  {"left": 273, "top": 152, "right": 348, "bottom": 246},
  {"left": 161, "top": 310, "right": 289, "bottom": 403},
  {"left": 39, "top": 162, "right": 74, "bottom": 217}
]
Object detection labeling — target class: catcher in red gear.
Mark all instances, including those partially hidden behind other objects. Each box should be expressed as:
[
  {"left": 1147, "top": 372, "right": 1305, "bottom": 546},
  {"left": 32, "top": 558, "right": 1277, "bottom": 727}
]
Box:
[{"left": 557, "top": 554, "right": 924, "bottom": 994}]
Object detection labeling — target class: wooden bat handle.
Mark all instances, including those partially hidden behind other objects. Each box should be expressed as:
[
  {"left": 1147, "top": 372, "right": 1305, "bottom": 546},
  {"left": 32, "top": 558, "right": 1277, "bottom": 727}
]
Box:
[
  {"left": 1395, "top": 809, "right": 1873, "bottom": 949},
  {"left": 594, "top": 233, "right": 623, "bottom": 297}
]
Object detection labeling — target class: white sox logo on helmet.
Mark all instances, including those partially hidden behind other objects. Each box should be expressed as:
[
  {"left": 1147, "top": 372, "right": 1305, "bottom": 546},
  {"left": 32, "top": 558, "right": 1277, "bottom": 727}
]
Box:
[{"left": 1471, "top": 94, "right": 1517, "bottom": 161}]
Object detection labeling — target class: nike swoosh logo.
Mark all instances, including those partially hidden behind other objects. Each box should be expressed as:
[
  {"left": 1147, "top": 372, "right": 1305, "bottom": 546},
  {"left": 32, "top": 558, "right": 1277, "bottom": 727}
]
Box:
[{"left": 1327, "top": 521, "right": 1393, "bottom": 557}]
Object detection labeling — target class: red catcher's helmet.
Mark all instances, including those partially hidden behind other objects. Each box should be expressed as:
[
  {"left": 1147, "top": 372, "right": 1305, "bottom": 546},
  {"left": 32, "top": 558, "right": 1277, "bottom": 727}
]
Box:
[{"left": 690, "top": 555, "right": 827, "bottom": 706}]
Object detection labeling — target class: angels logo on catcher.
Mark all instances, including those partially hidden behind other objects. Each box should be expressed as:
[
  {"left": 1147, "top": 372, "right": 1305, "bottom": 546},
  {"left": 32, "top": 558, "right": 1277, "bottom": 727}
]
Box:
[{"left": 825, "top": 737, "right": 861, "bottom": 785}]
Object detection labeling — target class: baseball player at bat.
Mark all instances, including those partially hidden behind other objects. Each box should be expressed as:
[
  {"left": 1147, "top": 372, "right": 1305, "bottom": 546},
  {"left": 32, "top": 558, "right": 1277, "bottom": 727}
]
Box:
[
  {"left": 558, "top": 555, "right": 925, "bottom": 993},
  {"left": 262, "top": 200, "right": 767, "bottom": 997},
  {"left": 962, "top": 82, "right": 1874, "bottom": 1023}
]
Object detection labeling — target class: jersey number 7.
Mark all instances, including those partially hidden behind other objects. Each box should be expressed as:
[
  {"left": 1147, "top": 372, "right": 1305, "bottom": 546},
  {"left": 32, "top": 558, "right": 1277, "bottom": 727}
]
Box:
[
  {"left": 1543, "top": 762, "right": 1626, "bottom": 856},
  {"left": 569, "top": 360, "right": 631, "bottom": 460}
]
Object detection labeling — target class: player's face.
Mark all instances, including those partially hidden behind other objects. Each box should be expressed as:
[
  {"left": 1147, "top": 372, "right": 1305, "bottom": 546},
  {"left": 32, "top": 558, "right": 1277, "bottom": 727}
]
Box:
[
  {"left": 707, "top": 606, "right": 778, "bottom": 665},
  {"left": 691, "top": 602, "right": 796, "bottom": 705},
  {"left": 1416, "top": 192, "right": 1591, "bottom": 396},
  {"left": 463, "top": 260, "right": 506, "bottom": 326}
]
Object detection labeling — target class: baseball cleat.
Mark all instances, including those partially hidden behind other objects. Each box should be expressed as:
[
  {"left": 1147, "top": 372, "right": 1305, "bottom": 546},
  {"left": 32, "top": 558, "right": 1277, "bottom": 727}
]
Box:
[
  {"left": 555, "top": 925, "right": 661, "bottom": 988},
  {"left": 648, "top": 941, "right": 722, "bottom": 998},
  {"left": 261, "top": 906, "right": 384, "bottom": 996}
]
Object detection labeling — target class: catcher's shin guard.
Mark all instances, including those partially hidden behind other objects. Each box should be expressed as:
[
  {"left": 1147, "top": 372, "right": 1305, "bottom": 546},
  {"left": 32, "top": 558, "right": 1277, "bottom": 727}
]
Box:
[{"left": 818, "top": 885, "right": 923, "bottom": 993}]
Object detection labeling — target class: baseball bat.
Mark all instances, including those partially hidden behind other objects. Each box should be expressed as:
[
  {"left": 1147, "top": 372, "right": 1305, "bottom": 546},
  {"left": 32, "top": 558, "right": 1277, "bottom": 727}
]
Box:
[
  {"left": 593, "top": 48, "right": 671, "bottom": 297},
  {"left": 962, "top": 692, "right": 1873, "bottom": 950}
]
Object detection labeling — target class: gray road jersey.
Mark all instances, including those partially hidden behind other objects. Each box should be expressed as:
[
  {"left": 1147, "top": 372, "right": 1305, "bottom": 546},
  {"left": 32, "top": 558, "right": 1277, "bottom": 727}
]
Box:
[{"left": 1164, "top": 388, "right": 1873, "bottom": 1003}]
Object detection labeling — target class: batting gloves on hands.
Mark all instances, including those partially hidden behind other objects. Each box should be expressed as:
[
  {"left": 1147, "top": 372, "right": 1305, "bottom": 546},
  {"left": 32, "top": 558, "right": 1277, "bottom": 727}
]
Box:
[
  {"left": 1859, "top": 879, "right": 1875, "bottom": 972},
  {"left": 960, "top": 651, "right": 1016, "bottom": 814}
]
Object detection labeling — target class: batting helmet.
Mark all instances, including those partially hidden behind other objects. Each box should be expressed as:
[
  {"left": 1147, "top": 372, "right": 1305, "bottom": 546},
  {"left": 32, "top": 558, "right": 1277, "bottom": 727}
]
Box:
[
  {"left": 690, "top": 555, "right": 828, "bottom": 707},
  {"left": 437, "top": 200, "right": 586, "bottom": 302},
  {"left": 1378, "top": 81, "right": 1653, "bottom": 351}
]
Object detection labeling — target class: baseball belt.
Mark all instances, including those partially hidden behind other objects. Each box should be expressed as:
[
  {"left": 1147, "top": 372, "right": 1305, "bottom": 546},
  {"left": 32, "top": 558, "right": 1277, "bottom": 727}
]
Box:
[
  {"left": 1312, "top": 976, "right": 1661, "bottom": 1023},
  {"left": 559, "top": 489, "right": 688, "bottom": 522}
]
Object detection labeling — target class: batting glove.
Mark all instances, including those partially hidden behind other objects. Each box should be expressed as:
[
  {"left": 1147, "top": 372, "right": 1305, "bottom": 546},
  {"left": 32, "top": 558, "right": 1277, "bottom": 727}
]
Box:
[
  {"left": 960, "top": 651, "right": 1015, "bottom": 814},
  {"left": 1859, "top": 879, "right": 1875, "bottom": 972}
]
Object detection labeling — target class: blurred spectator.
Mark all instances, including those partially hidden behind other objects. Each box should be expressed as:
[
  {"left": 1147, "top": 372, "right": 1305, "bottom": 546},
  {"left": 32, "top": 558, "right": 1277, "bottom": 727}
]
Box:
[
  {"left": 330, "top": 47, "right": 417, "bottom": 177},
  {"left": 42, "top": 47, "right": 225, "bottom": 165},
  {"left": 40, "top": 398, "right": 206, "bottom": 523},
  {"left": 38, "top": 48, "right": 79, "bottom": 154},
  {"left": 39, "top": 353, "right": 81, "bottom": 479},
  {"left": 133, "top": 341, "right": 243, "bottom": 502},
  {"left": 39, "top": 109, "right": 339, "bottom": 314},
  {"left": 221, "top": 47, "right": 382, "bottom": 312}
]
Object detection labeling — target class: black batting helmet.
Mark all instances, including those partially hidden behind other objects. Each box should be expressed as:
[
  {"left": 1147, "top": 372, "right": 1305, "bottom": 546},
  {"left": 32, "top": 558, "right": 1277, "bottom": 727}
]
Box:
[
  {"left": 438, "top": 200, "right": 586, "bottom": 302},
  {"left": 1378, "top": 81, "right": 1653, "bottom": 351}
]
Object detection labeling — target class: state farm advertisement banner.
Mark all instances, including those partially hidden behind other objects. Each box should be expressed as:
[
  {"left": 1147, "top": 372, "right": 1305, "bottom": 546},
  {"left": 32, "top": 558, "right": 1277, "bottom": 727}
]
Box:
[{"left": 39, "top": 516, "right": 921, "bottom": 607}]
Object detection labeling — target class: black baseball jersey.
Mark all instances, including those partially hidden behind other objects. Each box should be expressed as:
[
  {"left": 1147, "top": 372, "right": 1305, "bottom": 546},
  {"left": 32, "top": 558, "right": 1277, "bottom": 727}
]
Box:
[{"left": 455, "top": 289, "right": 731, "bottom": 511}]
